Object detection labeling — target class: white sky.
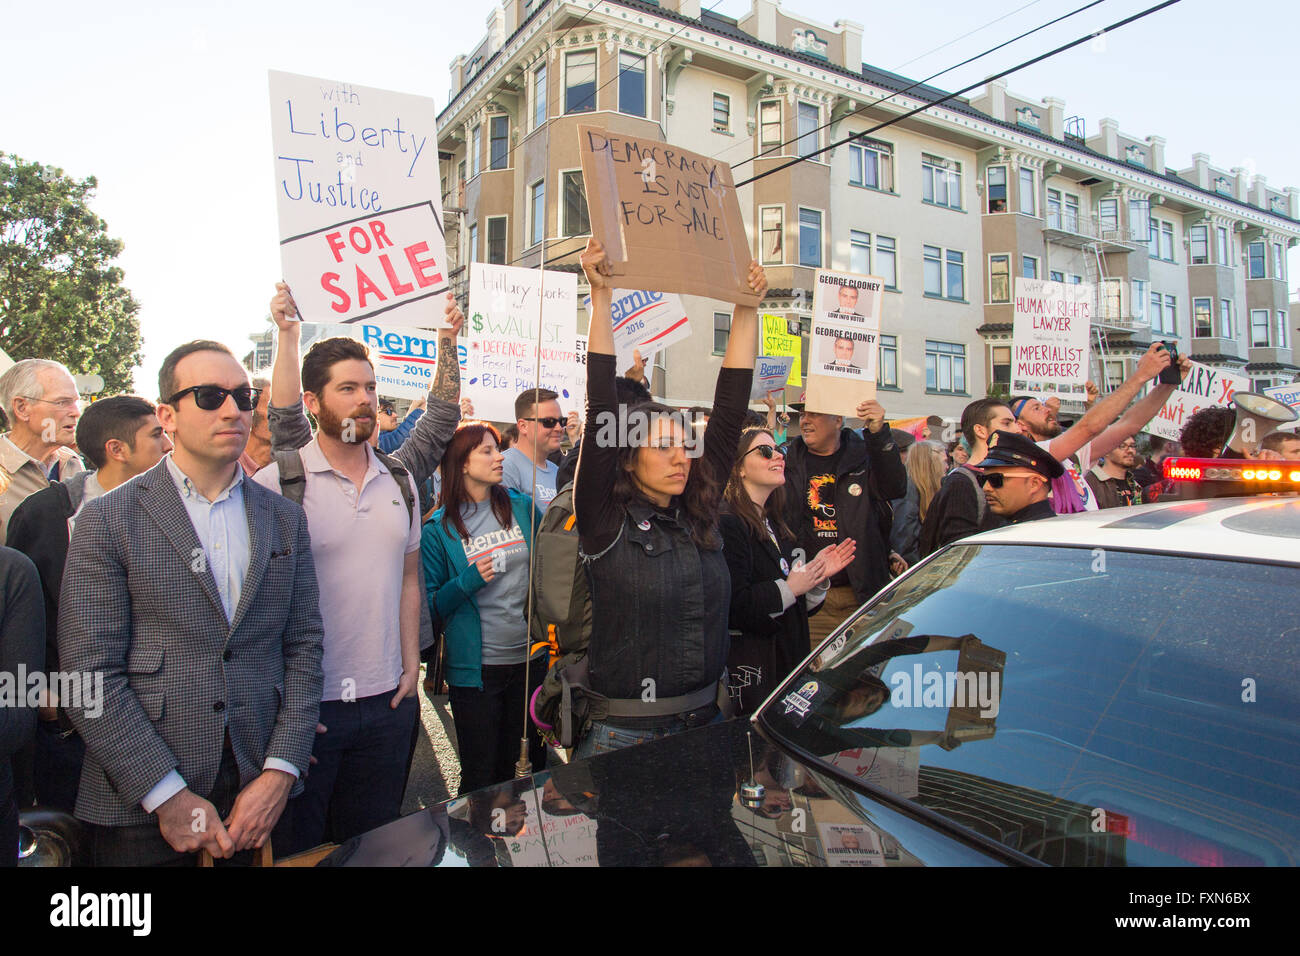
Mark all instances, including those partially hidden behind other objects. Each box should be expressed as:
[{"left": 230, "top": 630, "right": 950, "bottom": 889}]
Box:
[{"left": 2, "top": 0, "right": 1296, "bottom": 396}]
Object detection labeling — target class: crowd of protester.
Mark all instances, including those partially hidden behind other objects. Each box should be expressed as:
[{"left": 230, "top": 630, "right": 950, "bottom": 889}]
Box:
[{"left": 2, "top": 245, "right": 1297, "bottom": 866}]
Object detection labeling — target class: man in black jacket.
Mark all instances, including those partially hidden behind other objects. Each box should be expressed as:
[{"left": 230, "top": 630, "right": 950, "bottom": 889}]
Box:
[{"left": 782, "top": 397, "right": 906, "bottom": 647}]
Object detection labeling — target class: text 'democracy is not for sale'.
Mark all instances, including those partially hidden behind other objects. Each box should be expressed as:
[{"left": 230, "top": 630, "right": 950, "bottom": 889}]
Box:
[{"left": 269, "top": 70, "right": 449, "bottom": 326}]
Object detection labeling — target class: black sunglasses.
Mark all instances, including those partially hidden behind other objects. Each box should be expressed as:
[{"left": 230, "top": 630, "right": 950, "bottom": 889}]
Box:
[
  {"left": 977, "top": 471, "right": 1038, "bottom": 489},
  {"left": 743, "top": 444, "right": 784, "bottom": 461},
  {"left": 167, "top": 385, "right": 262, "bottom": 412},
  {"left": 528, "top": 417, "right": 565, "bottom": 429}
]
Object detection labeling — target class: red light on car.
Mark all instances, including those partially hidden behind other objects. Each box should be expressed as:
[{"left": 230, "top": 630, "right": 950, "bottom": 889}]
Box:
[{"left": 1168, "top": 465, "right": 1202, "bottom": 480}]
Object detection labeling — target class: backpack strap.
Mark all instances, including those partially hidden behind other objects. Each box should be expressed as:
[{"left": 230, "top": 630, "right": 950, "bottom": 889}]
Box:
[
  {"left": 373, "top": 449, "right": 417, "bottom": 528},
  {"left": 959, "top": 465, "right": 986, "bottom": 523},
  {"left": 274, "top": 450, "right": 307, "bottom": 507}
]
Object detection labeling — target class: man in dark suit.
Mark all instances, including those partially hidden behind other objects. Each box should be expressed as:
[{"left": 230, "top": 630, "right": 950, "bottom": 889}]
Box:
[{"left": 59, "top": 341, "right": 324, "bottom": 866}]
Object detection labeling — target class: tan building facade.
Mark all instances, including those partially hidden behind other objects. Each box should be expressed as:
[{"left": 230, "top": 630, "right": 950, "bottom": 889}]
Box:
[{"left": 438, "top": 0, "right": 1300, "bottom": 423}]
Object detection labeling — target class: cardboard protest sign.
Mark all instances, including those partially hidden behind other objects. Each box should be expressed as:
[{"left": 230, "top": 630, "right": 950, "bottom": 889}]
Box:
[
  {"left": 751, "top": 356, "right": 795, "bottom": 399},
  {"left": 582, "top": 288, "right": 690, "bottom": 369},
  {"left": 577, "top": 125, "right": 756, "bottom": 305},
  {"left": 465, "top": 264, "right": 580, "bottom": 423},
  {"left": 297, "top": 321, "right": 465, "bottom": 400},
  {"left": 1147, "top": 361, "right": 1250, "bottom": 441},
  {"left": 269, "top": 70, "right": 448, "bottom": 326},
  {"left": 761, "top": 314, "right": 802, "bottom": 387},
  {"left": 803, "top": 270, "right": 882, "bottom": 416},
  {"left": 1265, "top": 382, "right": 1300, "bottom": 413},
  {"left": 1010, "top": 278, "right": 1091, "bottom": 401}
]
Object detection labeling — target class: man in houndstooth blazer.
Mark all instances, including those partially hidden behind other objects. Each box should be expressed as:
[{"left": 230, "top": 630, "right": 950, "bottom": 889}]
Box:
[{"left": 58, "top": 341, "right": 324, "bottom": 865}]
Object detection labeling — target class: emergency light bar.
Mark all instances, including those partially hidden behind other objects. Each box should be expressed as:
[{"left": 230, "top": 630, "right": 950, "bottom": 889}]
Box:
[{"left": 1164, "top": 456, "right": 1300, "bottom": 490}]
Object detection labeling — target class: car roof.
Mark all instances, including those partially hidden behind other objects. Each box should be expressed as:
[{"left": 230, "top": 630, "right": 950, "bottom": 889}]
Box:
[{"left": 962, "top": 496, "right": 1300, "bottom": 565}]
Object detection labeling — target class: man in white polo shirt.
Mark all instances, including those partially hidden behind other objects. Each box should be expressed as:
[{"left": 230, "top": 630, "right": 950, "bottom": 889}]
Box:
[{"left": 254, "top": 335, "right": 421, "bottom": 856}]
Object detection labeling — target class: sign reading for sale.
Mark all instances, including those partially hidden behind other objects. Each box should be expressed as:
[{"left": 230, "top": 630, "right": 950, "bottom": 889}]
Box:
[{"left": 269, "top": 69, "right": 449, "bottom": 326}]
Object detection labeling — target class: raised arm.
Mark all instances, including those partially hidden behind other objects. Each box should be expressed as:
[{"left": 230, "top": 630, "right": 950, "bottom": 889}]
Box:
[
  {"left": 1088, "top": 351, "right": 1192, "bottom": 460},
  {"left": 267, "top": 283, "right": 313, "bottom": 452},
  {"left": 390, "top": 294, "right": 464, "bottom": 484},
  {"left": 1047, "top": 342, "right": 1170, "bottom": 462}
]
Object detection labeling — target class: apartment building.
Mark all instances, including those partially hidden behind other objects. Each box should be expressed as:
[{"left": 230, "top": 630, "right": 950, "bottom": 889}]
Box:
[{"left": 437, "top": 0, "right": 1300, "bottom": 422}]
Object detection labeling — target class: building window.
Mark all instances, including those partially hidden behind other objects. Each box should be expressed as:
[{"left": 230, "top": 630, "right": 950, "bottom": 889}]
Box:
[
  {"left": 469, "top": 123, "right": 481, "bottom": 177},
  {"left": 1049, "top": 270, "right": 1064, "bottom": 283},
  {"left": 1216, "top": 226, "right": 1230, "bottom": 266},
  {"left": 848, "top": 139, "right": 892, "bottom": 190},
  {"left": 1220, "top": 299, "right": 1234, "bottom": 339},
  {"left": 986, "top": 165, "right": 1007, "bottom": 213},
  {"left": 992, "top": 345, "right": 1011, "bottom": 388},
  {"left": 467, "top": 222, "right": 478, "bottom": 262},
  {"left": 1132, "top": 280, "right": 1147, "bottom": 324},
  {"left": 712, "top": 93, "right": 730, "bottom": 132},
  {"left": 878, "top": 334, "right": 898, "bottom": 387},
  {"left": 1279, "top": 311, "right": 1290, "bottom": 349},
  {"left": 1018, "top": 167, "right": 1036, "bottom": 216},
  {"left": 1165, "top": 294, "right": 1177, "bottom": 334},
  {"left": 1248, "top": 241, "right": 1266, "bottom": 278},
  {"left": 1098, "top": 198, "right": 1118, "bottom": 234},
  {"left": 561, "top": 170, "right": 589, "bottom": 237},
  {"left": 1274, "top": 242, "right": 1285, "bottom": 279},
  {"left": 925, "top": 246, "right": 964, "bottom": 300},
  {"left": 1251, "top": 309, "right": 1270, "bottom": 347},
  {"left": 921, "top": 154, "right": 961, "bottom": 210},
  {"left": 1161, "top": 222, "right": 1175, "bottom": 261},
  {"left": 1022, "top": 255, "right": 1038, "bottom": 279},
  {"left": 533, "top": 63, "right": 547, "bottom": 130},
  {"left": 1128, "top": 199, "right": 1150, "bottom": 241},
  {"left": 796, "top": 102, "right": 819, "bottom": 159},
  {"left": 1048, "top": 189, "right": 1079, "bottom": 231},
  {"left": 529, "top": 179, "right": 545, "bottom": 246},
  {"left": 876, "top": 236, "right": 897, "bottom": 289},
  {"left": 713, "top": 311, "right": 730, "bottom": 354},
  {"left": 798, "top": 208, "right": 822, "bottom": 267},
  {"left": 486, "top": 216, "right": 506, "bottom": 265},
  {"left": 760, "top": 100, "right": 781, "bottom": 147},
  {"left": 1150, "top": 292, "right": 1164, "bottom": 334},
  {"left": 1190, "top": 225, "right": 1208, "bottom": 265},
  {"left": 618, "top": 51, "right": 646, "bottom": 117},
  {"left": 489, "top": 115, "right": 509, "bottom": 170},
  {"left": 925, "top": 340, "right": 966, "bottom": 394},
  {"left": 1193, "top": 297, "right": 1212, "bottom": 338},
  {"left": 1147, "top": 217, "right": 1160, "bottom": 259},
  {"left": 989, "top": 255, "right": 1010, "bottom": 303},
  {"left": 565, "top": 50, "right": 596, "bottom": 114},
  {"left": 1067, "top": 274, "right": 1082, "bottom": 285},
  {"left": 1100, "top": 279, "right": 1122, "bottom": 321},
  {"left": 760, "top": 206, "right": 783, "bottom": 264},
  {"left": 850, "top": 230, "right": 870, "bottom": 274}
]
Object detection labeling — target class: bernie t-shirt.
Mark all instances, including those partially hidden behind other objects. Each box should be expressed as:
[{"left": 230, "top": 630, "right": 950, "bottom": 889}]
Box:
[
  {"left": 458, "top": 498, "right": 530, "bottom": 664},
  {"left": 501, "top": 446, "right": 559, "bottom": 510}
]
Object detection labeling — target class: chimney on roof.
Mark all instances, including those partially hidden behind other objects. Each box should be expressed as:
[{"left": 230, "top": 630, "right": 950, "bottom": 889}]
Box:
[
  {"left": 486, "top": 5, "right": 505, "bottom": 52},
  {"left": 1287, "top": 186, "right": 1300, "bottom": 219},
  {"left": 983, "top": 79, "right": 1007, "bottom": 121},
  {"left": 1251, "top": 175, "right": 1269, "bottom": 208},
  {"left": 450, "top": 53, "right": 465, "bottom": 94},
  {"left": 1191, "top": 153, "right": 1210, "bottom": 189},
  {"left": 678, "top": 0, "right": 702, "bottom": 18},
  {"left": 1097, "top": 118, "right": 1119, "bottom": 159},
  {"left": 837, "top": 20, "right": 864, "bottom": 73},
  {"left": 1146, "top": 135, "right": 1166, "bottom": 174},
  {"left": 1231, "top": 166, "right": 1249, "bottom": 202},
  {"left": 503, "top": 0, "right": 517, "bottom": 34},
  {"left": 1043, "top": 96, "right": 1065, "bottom": 139},
  {"left": 752, "top": 0, "right": 778, "bottom": 43}
]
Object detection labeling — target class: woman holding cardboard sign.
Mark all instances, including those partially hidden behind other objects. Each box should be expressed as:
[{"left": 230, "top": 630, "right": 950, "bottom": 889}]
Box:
[{"left": 565, "top": 238, "right": 765, "bottom": 758}]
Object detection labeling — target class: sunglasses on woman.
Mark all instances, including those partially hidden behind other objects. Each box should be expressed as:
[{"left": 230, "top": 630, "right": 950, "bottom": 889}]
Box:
[
  {"left": 167, "top": 385, "right": 262, "bottom": 412},
  {"left": 743, "top": 444, "right": 784, "bottom": 460}
]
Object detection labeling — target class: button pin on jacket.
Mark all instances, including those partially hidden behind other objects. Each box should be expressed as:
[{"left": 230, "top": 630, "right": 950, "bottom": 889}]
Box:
[
  {"left": 637, "top": 519, "right": 651, "bottom": 530},
  {"left": 847, "top": 483, "right": 862, "bottom": 496},
  {"left": 780, "top": 557, "right": 790, "bottom": 575}
]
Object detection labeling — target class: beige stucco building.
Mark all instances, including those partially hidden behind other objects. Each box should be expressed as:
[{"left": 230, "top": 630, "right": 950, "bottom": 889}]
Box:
[{"left": 438, "top": 0, "right": 1300, "bottom": 423}]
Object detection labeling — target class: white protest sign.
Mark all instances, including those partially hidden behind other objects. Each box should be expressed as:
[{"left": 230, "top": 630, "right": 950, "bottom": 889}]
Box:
[
  {"left": 817, "top": 823, "right": 886, "bottom": 867},
  {"left": 751, "top": 356, "right": 795, "bottom": 399},
  {"left": 269, "top": 70, "right": 449, "bottom": 326},
  {"left": 1147, "top": 361, "right": 1250, "bottom": 441},
  {"left": 466, "top": 264, "right": 580, "bottom": 423},
  {"left": 1010, "top": 278, "right": 1092, "bottom": 402},
  {"left": 804, "top": 269, "right": 882, "bottom": 416},
  {"left": 298, "top": 322, "right": 466, "bottom": 400},
  {"left": 583, "top": 289, "right": 690, "bottom": 369},
  {"left": 1265, "top": 382, "right": 1300, "bottom": 413}
]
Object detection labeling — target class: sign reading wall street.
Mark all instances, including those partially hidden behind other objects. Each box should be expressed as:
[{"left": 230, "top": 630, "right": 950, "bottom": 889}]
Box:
[
  {"left": 803, "top": 269, "right": 883, "bottom": 417},
  {"left": 761, "top": 314, "right": 802, "bottom": 387},
  {"left": 1010, "top": 277, "right": 1092, "bottom": 401},
  {"left": 269, "top": 70, "right": 449, "bottom": 326},
  {"left": 577, "top": 125, "right": 758, "bottom": 305}
]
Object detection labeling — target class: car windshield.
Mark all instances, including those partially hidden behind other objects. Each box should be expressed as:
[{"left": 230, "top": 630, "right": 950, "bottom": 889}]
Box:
[{"left": 756, "top": 543, "right": 1300, "bottom": 866}]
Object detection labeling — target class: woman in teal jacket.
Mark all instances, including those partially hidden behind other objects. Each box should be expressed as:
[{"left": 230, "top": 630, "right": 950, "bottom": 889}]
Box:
[{"left": 422, "top": 421, "right": 543, "bottom": 794}]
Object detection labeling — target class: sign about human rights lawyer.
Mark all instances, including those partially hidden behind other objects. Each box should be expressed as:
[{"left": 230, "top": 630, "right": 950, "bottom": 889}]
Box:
[
  {"left": 1010, "top": 278, "right": 1092, "bottom": 402},
  {"left": 299, "top": 322, "right": 467, "bottom": 400},
  {"left": 269, "top": 70, "right": 449, "bottom": 326},
  {"left": 804, "top": 270, "right": 883, "bottom": 417},
  {"left": 582, "top": 288, "right": 690, "bottom": 370},
  {"left": 1148, "top": 361, "right": 1250, "bottom": 442},
  {"left": 466, "top": 264, "right": 580, "bottom": 423},
  {"left": 577, "top": 125, "right": 757, "bottom": 305}
]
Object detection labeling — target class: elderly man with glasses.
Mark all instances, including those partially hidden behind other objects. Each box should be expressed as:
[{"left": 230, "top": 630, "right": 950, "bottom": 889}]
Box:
[
  {"left": 1084, "top": 436, "right": 1144, "bottom": 509},
  {"left": 0, "top": 358, "right": 86, "bottom": 539}
]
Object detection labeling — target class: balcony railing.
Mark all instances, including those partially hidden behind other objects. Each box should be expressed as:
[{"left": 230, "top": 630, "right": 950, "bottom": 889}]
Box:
[{"left": 1044, "top": 212, "right": 1137, "bottom": 249}]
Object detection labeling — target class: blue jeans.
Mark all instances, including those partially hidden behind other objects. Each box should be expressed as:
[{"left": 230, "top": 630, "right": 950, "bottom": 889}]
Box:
[
  {"left": 274, "top": 691, "right": 418, "bottom": 857},
  {"left": 573, "top": 707, "right": 721, "bottom": 761}
]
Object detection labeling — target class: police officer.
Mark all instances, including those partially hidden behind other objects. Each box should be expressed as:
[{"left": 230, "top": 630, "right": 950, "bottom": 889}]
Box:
[{"left": 974, "top": 431, "right": 1064, "bottom": 524}]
